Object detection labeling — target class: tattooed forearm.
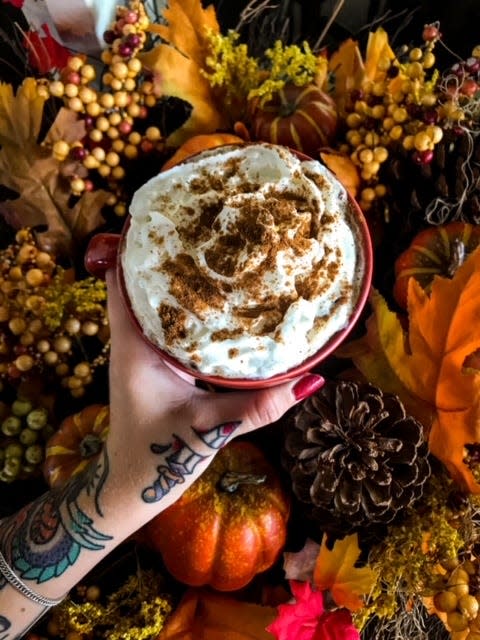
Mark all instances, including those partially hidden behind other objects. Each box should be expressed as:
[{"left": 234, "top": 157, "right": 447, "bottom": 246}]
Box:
[
  {"left": 0, "top": 449, "right": 111, "bottom": 586},
  {"left": 142, "top": 421, "right": 241, "bottom": 503}
]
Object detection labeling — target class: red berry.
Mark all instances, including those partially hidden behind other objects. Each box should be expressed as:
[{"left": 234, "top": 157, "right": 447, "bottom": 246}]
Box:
[
  {"left": 125, "top": 11, "right": 138, "bottom": 24},
  {"left": 461, "top": 78, "right": 478, "bottom": 97},
  {"left": 422, "top": 24, "right": 441, "bottom": 42}
]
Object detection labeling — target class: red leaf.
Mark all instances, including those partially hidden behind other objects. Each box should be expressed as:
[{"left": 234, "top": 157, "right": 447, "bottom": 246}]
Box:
[{"left": 24, "top": 24, "right": 71, "bottom": 73}]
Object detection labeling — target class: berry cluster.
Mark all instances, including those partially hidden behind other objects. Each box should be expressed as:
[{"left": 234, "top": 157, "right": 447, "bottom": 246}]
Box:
[
  {"left": 433, "top": 558, "right": 480, "bottom": 636},
  {"left": 340, "top": 24, "right": 446, "bottom": 212},
  {"left": 0, "top": 229, "right": 109, "bottom": 397},
  {"left": 48, "top": 0, "right": 164, "bottom": 217},
  {"left": 0, "top": 390, "right": 54, "bottom": 482},
  {"left": 440, "top": 48, "right": 480, "bottom": 125}
]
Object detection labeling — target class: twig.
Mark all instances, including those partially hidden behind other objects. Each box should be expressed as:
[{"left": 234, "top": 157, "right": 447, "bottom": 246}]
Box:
[
  {"left": 236, "top": 0, "right": 280, "bottom": 31},
  {"left": 312, "top": 0, "right": 345, "bottom": 52}
]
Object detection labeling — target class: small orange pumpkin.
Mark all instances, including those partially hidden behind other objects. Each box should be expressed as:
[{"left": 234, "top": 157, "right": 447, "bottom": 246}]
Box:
[
  {"left": 43, "top": 404, "right": 109, "bottom": 488},
  {"left": 142, "top": 440, "right": 290, "bottom": 591},
  {"left": 248, "top": 83, "right": 338, "bottom": 156},
  {"left": 393, "top": 222, "right": 480, "bottom": 308},
  {"left": 161, "top": 133, "right": 245, "bottom": 171}
]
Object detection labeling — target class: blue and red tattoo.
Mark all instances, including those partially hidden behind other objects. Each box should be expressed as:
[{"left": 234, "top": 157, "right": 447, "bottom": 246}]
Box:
[
  {"left": 0, "top": 449, "right": 111, "bottom": 587},
  {"left": 142, "top": 420, "right": 241, "bottom": 503}
]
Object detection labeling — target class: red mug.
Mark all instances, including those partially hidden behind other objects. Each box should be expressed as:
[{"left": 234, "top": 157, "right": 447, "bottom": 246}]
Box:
[{"left": 85, "top": 146, "right": 373, "bottom": 389}]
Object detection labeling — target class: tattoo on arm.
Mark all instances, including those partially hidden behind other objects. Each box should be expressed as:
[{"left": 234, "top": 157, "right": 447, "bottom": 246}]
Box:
[
  {"left": 0, "top": 448, "right": 111, "bottom": 586},
  {"left": 142, "top": 420, "right": 241, "bottom": 503},
  {"left": 0, "top": 614, "right": 11, "bottom": 640}
]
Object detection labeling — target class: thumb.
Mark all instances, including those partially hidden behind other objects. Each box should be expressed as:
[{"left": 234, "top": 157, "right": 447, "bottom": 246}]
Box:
[{"left": 196, "top": 374, "right": 325, "bottom": 437}]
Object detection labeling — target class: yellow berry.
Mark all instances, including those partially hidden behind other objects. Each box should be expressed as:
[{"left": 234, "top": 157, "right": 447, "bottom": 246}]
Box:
[
  {"left": 407, "top": 61, "right": 423, "bottom": 79},
  {"left": 105, "top": 152, "right": 120, "bottom": 167},
  {"left": 89, "top": 129, "right": 103, "bottom": 143},
  {"left": 80, "top": 64, "right": 96, "bottom": 81},
  {"left": 49, "top": 80, "right": 65, "bottom": 97},
  {"left": 112, "top": 139, "right": 125, "bottom": 153},
  {"left": 427, "top": 125, "right": 443, "bottom": 143},
  {"left": 373, "top": 146, "right": 388, "bottom": 163},
  {"left": 128, "top": 58, "right": 142, "bottom": 74},
  {"left": 52, "top": 140, "right": 70, "bottom": 161},
  {"left": 389, "top": 125, "right": 403, "bottom": 140},
  {"left": 111, "top": 166, "right": 125, "bottom": 180},
  {"left": 446, "top": 611, "right": 469, "bottom": 632},
  {"left": 44, "top": 351, "right": 59, "bottom": 365},
  {"left": 65, "top": 318, "right": 81, "bottom": 334},
  {"left": 101, "top": 50, "right": 113, "bottom": 65},
  {"left": 423, "top": 51, "right": 436, "bottom": 68},
  {"left": 433, "top": 590, "right": 458, "bottom": 613},
  {"left": 71, "top": 178, "right": 86, "bottom": 194},
  {"left": 393, "top": 107, "right": 408, "bottom": 123},
  {"left": 83, "top": 155, "right": 100, "bottom": 170},
  {"left": 114, "top": 91, "right": 129, "bottom": 108},
  {"left": 114, "top": 203, "right": 127, "bottom": 216},
  {"left": 146, "top": 126, "right": 162, "bottom": 141},
  {"left": 361, "top": 187, "right": 376, "bottom": 202},
  {"left": 106, "top": 127, "right": 120, "bottom": 139},
  {"left": 67, "top": 56, "right": 84, "bottom": 71},
  {"left": 421, "top": 93, "right": 437, "bottom": 107},
  {"left": 78, "top": 87, "right": 96, "bottom": 103},
  {"left": 364, "top": 132, "right": 380, "bottom": 147},
  {"left": 409, "top": 47, "right": 423, "bottom": 61},
  {"left": 402, "top": 135, "right": 415, "bottom": 150},
  {"left": 374, "top": 184, "right": 387, "bottom": 197},
  {"left": 124, "top": 77, "right": 137, "bottom": 92},
  {"left": 459, "top": 594, "right": 479, "bottom": 620},
  {"left": 98, "top": 164, "right": 111, "bottom": 178},
  {"left": 108, "top": 112, "right": 122, "bottom": 126},
  {"left": 383, "top": 117, "right": 395, "bottom": 131},
  {"left": 359, "top": 148, "right": 374, "bottom": 164},
  {"left": 124, "top": 144, "right": 139, "bottom": 159},
  {"left": 64, "top": 83, "right": 79, "bottom": 98},
  {"left": 112, "top": 62, "right": 129, "bottom": 80},
  {"left": 54, "top": 336, "right": 72, "bottom": 353},
  {"left": 414, "top": 131, "right": 432, "bottom": 152},
  {"left": 25, "top": 268, "right": 44, "bottom": 287},
  {"left": 15, "top": 354, "right": 34, "bottom": 372},
  {"left": 86, "top": 101, "right": 101, "bottom": 117},
  {"left": 371, "top": 104, "right": 385, "bottom": 119},
  {"left": 96, "top": 116, "right": 110, "bottom": 132},
  {"left": 74, "top": 362, "right": 91, "bottom": 378},
  {"left": 346, "top": 112, "right": 363, "bottom": 128},
  {"left": 145, "top": 94, "right": 157, "bottom": 108},
  {"left": 100, "top": 93, "right": 115, "bottom": 109},
  {"left": 68, "top": 97, "right": 84, "bottom": 112},
  {"left": 128, "top": 131, "right": 142, "bottom": 145}
]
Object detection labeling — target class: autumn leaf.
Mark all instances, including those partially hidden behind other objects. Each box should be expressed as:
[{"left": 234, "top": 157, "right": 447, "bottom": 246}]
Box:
[
  {"left": 339, "top": 247, "right": 480, "bottom": 493},
  {"left": 313, "top": 534, "right": 377, "bottom": 612},
  {"left": 142, "top": 0, "right": 227, "bottom": 147},
  {"left": 157, "top": 588, "right": 277, "bottom": 639},
  {"left": 0, "top": 78, "right": 47, "bottom": 146},
  {"left": 0, "top": 82, "right": 108, "bottom": 256},
  {"left": 320, "top": 149, "right": 360, "bottom": 198},
  {"left": 363, "top": 28, "right": 395, "bottom": 84}
]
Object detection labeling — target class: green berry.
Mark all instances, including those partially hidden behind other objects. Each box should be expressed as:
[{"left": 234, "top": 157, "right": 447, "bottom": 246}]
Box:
[
  {"left": 26, "top": 408, "right": 49, "bottom": 430},
  {"left": 3, "top": 456, "right": 21, "bottom": 478},
  {"left": 4, "top": 442, "right": 23, "bottom": 458},
  {"left": 19, "top": 428, "right": 38, "bottom": 446},
  {"left": 1, "top": 415, "right": 22, "bottom": 436},
  {"left": 24, "top": 444, "right": 44, "bottom": 465},
  {"left": 11, "top": 398, "right": 33, "bottom": 417}
]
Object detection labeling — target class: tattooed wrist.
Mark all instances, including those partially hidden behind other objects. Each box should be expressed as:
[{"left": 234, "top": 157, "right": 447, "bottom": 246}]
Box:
[
  {"left": 0, "top": 449, "right": 111, "bottom": 588},
  {"left": 142, "top": 421, "right": 241, "bottom": 503}
]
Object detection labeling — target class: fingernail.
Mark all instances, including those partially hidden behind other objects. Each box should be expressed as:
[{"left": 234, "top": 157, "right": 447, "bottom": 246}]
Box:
[{"left": 292, "top": 374, "right": 325, "bottom": 401}]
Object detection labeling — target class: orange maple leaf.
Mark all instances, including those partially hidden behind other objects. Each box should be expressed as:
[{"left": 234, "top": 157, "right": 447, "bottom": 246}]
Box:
[
  {"left": 142, "top": 0, "right": 227, "bottom": 147},
  {"left": 339, "top": 247, "right": 480, "bottom": 493},
  {"left": 157, "top": 588, "right": 276, "bottom": 639},
  {"left": 313, "top": 534, "right": 377, "bottom": 612}
]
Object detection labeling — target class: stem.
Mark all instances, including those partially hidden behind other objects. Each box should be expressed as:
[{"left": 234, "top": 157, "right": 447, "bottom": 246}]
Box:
[
  {"left": 219, "top": 471, "right": 267, "bottom": 493},
  {"left": 80, "top": 433, "right": 103, "bottom": 459},
  {"left": 447, "top": 239, "right": 466, "bottom": 277}
]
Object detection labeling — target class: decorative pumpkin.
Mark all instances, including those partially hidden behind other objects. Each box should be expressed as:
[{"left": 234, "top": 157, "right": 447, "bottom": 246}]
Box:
[
  {"left": 393, "top": 222, "right": 480, "bottom": 308},
  {"left": 43, "top": 404, "right": 109, "bottom": 488},
  {"left": 248, "top": 83, "right": 338, "bottom": 157},
  {"left": 161, "top": 133, "right": 245, "bottom": 171},
  {"left": 142, "top": 440, "right": 290, "bottom": 591}
]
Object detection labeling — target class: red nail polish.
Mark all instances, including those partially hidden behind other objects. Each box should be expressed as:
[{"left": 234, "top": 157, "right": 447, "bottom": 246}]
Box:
[{"left": 293, "top": 374, "right": 325, "bottom": 401}]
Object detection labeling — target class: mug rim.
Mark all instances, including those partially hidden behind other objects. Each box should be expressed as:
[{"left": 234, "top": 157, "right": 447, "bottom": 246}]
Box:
[{"left": 116, "top": 144, "right": 373, "bottom": 389}]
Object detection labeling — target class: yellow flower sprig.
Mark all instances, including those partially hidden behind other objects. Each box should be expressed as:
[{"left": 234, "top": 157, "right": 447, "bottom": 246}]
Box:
[{"left": 203, "top": 31, "right": 322, "bottom": 110}]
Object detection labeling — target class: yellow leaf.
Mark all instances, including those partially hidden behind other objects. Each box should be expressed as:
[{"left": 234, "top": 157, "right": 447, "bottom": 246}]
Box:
[
  {"left": 364, "top": 28, "right": 395, "bottom": 83},
  {"left": 157, "top": 588, "right": 276, "bottom": 639},
  {"left": 143, "top": 0, "right": 226, "bottom": 146},
  {"left": 0, "top": 78, "right": 47, "bottom": 146},
  {"left": 320, "top": 150, "right": 360, "bottom": 198},
  {"left": 313, "top": 534, "right": 377, "bottom": 612},
  {"left": 329, "top": 39, "right": 364, "bottom": 113}
]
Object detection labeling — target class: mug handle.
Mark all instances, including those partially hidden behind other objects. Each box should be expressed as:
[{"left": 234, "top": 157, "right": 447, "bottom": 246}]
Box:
[{"left": 84, "top": 233, "right": 121, "bottom": 280}]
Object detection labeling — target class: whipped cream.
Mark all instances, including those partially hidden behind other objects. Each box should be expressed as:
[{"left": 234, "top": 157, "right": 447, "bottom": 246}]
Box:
[{"left": 122, "top": 143, "right": 365, "bottom": 379}]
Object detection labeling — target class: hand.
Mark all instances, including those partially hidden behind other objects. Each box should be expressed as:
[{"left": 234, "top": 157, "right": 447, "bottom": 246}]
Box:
[{"left": 105, "top": 269, "right": 325, "bottom": 509}]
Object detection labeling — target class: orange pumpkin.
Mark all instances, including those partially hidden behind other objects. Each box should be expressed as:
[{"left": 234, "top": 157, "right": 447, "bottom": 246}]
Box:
[
  {"left": 142, "top": 440, "right": 290, "bottom": 591},
  {"left": 43, "top": 404, "right": 109, "bottom": 488},
  {"left": 393, "top": 222, "right": 480, "bottom": 308},
  {"left": 161, "top": 133, "right": 245, "bottom": 171},
  {"left": 248, "top": 83, "right": 338, "bottom": 156}
]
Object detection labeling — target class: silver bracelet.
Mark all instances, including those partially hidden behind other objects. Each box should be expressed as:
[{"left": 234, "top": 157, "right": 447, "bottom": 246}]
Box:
[{"left": 0, "top": 550, "right": 64, "bottom": 608}]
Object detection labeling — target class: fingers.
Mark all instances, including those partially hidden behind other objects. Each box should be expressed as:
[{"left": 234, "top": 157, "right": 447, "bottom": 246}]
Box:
[
  {"left": 105, "top": 270, "right": 200, "bottom": 395},
  {"left": 194, "top": 374, "right": 325, "bottom": 436}
]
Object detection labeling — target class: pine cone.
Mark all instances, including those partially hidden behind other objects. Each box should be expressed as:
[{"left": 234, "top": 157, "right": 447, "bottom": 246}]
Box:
[
  {"left": 282, "top": 381, "right": 431, "bottom": 536},
  {"left": 383, "top": 128, "right": 480, "bottom": 225}
]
